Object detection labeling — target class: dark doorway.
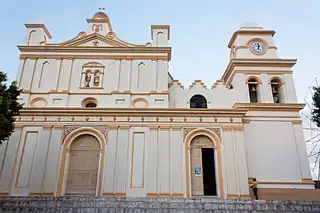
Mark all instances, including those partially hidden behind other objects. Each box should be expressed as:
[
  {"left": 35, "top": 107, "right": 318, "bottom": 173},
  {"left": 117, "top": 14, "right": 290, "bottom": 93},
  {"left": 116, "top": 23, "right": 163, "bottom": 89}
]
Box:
[{"left": 201, "top": 148, "right": 217, "bottom": 196}]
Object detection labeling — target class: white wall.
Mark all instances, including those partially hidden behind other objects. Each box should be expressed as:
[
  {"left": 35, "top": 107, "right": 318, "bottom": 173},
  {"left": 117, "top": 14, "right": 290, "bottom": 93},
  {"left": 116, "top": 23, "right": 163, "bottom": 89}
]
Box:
[{"left": 244, "top": 121, "right": 302, "bottom": 182}]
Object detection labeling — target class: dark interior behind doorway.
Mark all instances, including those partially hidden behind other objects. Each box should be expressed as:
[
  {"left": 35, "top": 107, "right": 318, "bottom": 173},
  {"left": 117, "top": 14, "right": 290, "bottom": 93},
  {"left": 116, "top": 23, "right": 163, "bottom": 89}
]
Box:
[{"left": 202, "top": 148, "right": 217, "bottom": 196}]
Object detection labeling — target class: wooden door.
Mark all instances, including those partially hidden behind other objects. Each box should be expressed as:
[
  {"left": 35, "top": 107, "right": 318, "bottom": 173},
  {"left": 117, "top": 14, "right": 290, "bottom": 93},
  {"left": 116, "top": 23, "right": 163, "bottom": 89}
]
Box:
[
  {"left": 190, "top": 135, "right": 214, "bottom": 196},
  {"left": 66, "top": 135, "right": 100, "bottom": 195}
]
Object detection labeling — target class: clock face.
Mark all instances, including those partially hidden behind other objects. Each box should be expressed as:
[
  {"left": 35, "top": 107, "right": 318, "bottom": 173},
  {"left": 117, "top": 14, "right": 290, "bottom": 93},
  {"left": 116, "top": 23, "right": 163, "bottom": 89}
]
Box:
[{"left": 250, "top": 41, "right": 266, "bottom": 55}]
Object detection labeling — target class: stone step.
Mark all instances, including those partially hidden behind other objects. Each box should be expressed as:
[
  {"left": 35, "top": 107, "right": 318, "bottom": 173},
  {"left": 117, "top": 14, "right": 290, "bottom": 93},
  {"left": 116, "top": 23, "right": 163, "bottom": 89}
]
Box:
[{"left": 1, "top": 197, "right": 320, "bottom": 213}]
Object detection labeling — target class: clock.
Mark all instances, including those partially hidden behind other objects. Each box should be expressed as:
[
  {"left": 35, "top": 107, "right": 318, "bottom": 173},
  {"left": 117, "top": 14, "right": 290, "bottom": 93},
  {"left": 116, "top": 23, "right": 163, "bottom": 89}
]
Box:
[{"left": 250, "top": 41, "right": 266, "bottom": 55}]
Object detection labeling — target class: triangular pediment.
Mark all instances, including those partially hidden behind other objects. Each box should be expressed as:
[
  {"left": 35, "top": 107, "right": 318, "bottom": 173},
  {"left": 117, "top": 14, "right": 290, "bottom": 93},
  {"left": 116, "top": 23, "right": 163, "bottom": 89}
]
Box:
[{"left": 62, "top": 33, "right": 130, "bottom": 47}]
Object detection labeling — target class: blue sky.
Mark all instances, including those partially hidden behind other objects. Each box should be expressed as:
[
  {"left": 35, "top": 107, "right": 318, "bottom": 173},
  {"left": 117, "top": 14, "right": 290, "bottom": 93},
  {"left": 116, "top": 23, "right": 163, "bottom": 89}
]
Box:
[{"left": 0, "top": 0, "right": 319, "bottom": 102}]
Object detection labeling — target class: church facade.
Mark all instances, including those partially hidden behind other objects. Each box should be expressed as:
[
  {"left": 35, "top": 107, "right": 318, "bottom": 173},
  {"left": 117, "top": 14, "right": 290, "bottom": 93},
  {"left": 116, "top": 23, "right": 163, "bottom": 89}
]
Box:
[{"left": 0, "top": 12, "right": 314, "bottom": 199}]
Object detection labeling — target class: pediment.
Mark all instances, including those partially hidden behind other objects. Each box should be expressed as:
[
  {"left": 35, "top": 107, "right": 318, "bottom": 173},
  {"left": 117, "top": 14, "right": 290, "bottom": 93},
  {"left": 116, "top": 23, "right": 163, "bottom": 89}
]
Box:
[{"left": 62, "top": 33, "right": 130, "bottom": 47}]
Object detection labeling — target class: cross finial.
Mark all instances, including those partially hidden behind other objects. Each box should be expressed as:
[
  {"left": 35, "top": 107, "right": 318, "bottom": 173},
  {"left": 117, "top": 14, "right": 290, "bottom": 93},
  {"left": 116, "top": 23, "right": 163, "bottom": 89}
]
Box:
[{"left": 98, "top": 7, "right": 105, "bottom": 11}]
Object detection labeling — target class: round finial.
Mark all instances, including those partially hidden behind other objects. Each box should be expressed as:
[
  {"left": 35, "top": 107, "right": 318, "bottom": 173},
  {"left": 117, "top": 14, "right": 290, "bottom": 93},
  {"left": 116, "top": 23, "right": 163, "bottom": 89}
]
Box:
[{"left": 92, "top": 8, "right": 108, "bottom": 20}]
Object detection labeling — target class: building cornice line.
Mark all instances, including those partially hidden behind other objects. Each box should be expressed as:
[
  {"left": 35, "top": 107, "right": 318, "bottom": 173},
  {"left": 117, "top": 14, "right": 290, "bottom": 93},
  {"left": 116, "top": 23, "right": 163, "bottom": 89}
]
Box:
[
  {"left": 233, "top": 102, "right": 305, "bottom": 112},
  {"left": 19, "top": 107, "right": 247, "bottom": 116},
  {"left": 228, "top": 30, "right": 276, "bottom": 48},
  {"left": 221, "top": 58, "right": 297, "bottom": 82},
  {"left": 17, "top": 46, "right": 171, "bottom": 52}
]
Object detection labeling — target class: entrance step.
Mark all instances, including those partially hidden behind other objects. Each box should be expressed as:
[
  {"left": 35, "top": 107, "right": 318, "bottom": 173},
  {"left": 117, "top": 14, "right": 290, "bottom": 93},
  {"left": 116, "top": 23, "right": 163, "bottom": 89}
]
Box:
[{"left": 1, "top": 196, "right": 320, "bottom": 212}]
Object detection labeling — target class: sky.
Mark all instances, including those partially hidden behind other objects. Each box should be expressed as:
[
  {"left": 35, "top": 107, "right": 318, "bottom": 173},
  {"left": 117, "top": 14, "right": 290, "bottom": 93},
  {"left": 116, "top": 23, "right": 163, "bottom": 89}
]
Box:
[
  {"left": 1, "top": 0, "right": 320, "bottom": 171},
  {"left": 0, "top": 0, "right": 319, "bottom": 101}
]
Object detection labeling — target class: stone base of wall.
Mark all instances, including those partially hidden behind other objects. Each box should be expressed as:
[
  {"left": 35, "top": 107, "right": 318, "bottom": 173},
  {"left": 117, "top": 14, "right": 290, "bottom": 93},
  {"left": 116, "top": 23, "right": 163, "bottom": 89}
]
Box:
[
  {"left": 257, "top": 188, "right": 320, "bottom": 201},
  {"left": 1, "top": 196, "right": 320, "bottom": 213}
]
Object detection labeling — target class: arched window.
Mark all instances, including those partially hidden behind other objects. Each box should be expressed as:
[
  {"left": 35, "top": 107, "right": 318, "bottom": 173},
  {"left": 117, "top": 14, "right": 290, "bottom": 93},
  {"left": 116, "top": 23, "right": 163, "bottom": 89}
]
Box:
[
  {"left": 85, "top": 102, "right": 97, "bottom": 108},
  {"left": 270, "top": 78, "right": 284, "bottom": 103},
  {"left": 190, "top": 95, "right": 207, "bottom": 108},
  {"left": 248, "top": 78, "right": 259, "bottom": 103},
  {"left": 82, "top": 98, "right": 97, "bottom": 108}
]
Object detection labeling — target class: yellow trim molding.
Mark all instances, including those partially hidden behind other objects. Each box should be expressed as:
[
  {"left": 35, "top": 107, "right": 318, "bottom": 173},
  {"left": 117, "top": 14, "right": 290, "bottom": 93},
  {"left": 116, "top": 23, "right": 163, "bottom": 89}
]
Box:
[
  {"left": 245, "top": 76, "right": 262, "bottom": 84},
  {"left": 222, "top": 58, "right": 297, "bottom": 82},
  {"left": 269, "top": 76, "right": 285, "bottom": 84},
  {"left": 189, "top": 80, "right": 207, "bottom": 89},
  {"left": 292, "top": 120, "right": 303, "bottom": 125},
  {"left": 228, "top": 30, "right": 275, "bottom": 48},
  {"left": 30, "top": 97, "right": 48, "bottom": 107},
  {"left": 233, "top": 102, "right": 305, "bottom": 112}
]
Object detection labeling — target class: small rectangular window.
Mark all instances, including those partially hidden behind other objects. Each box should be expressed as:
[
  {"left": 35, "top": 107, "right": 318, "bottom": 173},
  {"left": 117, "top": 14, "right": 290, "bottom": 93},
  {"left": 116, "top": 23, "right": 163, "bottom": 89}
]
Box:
[
  {"left": 154, "top": 99, "right": 164, "bottom": 104},
  {"left": 53, "top": 98, "right": 63, "bottom": 106},
  {"left": 116, "top": 99, "right": 126, "bottom": 104}
]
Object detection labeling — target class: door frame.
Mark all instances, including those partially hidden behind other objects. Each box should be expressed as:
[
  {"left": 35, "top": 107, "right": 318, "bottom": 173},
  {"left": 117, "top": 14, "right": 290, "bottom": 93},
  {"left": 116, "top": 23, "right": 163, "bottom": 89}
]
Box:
[
  {"left": 56, "top": 127, "right": 106, "bottom": 197},
  {"left": 185, "top": 128, "right": 224, "bottom": 199}
]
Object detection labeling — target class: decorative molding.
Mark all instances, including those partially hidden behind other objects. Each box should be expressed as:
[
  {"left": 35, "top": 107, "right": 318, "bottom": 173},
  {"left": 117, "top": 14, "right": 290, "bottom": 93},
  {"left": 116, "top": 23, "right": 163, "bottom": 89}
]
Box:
[
  {"left": 63, "top": 126, "right": 80, "bottom": 142},
  {"left": 242, "top": 119, "right": 250, "bottom": 124},
  {"left": 96, "top": 127, "right": 109, "bottom": 144},
  {"left": 291, "top": 120, "right": 303, "bottom": 125},
  {"left": 189, "top": 80, "right": 207, "bottom": 89},
  {"left": 62, "top": 126, "right": 108, "bottom": 144},
  {"left": 183, "top": 128, "right": 197, "bottom": 139},
  {"left": 207, "top": 128, "right": 222, "bottom": 139},
  {"left": 183, "top": 128, "right": 222, "bottom": 140}
]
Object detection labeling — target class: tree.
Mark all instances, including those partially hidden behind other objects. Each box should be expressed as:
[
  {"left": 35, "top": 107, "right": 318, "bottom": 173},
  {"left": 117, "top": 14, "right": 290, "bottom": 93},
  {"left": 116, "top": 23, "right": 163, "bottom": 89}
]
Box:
[
  {"left": 311, "top": 85, "right": 320, "bottom": 127},
  {"left": 0, "top": 71, "right": 23, "bottom": 144}
]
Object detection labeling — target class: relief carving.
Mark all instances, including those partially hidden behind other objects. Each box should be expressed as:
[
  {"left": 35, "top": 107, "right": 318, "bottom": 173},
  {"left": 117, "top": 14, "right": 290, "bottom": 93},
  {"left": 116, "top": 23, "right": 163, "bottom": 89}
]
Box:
[
  {"left": 183, "top": 128, "right": 221, "bottom": 140},
  {"left": 63, "top": 126, "right": 109, "bottom": 145},
  {"left": 63, "top": 126, "right": 80, "bottom": 142},
  {"left": 207, "top": 128, "right": 222, "bottom": 140},
  {"left": 96, "top": 127, "right": 109, "bottom": 145},
  {"left": 183, "top": 128, "right": 197, "bottom": 139}
]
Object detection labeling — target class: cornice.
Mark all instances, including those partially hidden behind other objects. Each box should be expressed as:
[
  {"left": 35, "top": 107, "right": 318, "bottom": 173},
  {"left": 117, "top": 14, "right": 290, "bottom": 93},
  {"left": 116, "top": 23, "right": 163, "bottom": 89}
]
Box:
[
  {"left": 20, "top": 90, "right": 169, "bottom": 95},
  {"left": 18, "top": 46, "right": 172, "bottom": 61},
  {"left": 228, "top": 29, "right": 275, "bottom": 48},
  {"left": 19, "top": 55, "right": 170, "bottom": 61},
  {"left": 19, "top": 107, "right": 247, "bottom": 117},
  {"left": 221, "top": 58, "right": 297, "bottom": 82},
  {"left": 17, "top": 46, "right": 171, "bottom": 53},
  {"left": 233, "top": 102, "right": 305, "bottom": 112}
]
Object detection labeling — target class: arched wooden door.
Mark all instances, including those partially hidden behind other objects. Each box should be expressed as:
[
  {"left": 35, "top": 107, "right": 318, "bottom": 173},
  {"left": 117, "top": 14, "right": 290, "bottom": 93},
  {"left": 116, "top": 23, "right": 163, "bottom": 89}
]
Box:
[
  {"left": 190, "top": 135, "right": 217, "bottom": 196},
  {"left": 66, "top": 135, "right": 100, "bottom": 195}
]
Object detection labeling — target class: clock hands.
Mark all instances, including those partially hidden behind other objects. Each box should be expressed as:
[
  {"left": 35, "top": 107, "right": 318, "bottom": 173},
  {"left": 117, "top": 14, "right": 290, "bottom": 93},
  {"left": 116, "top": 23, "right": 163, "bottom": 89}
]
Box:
[{"left": 256, "top": 43, "right": 261, "bottom": 50}]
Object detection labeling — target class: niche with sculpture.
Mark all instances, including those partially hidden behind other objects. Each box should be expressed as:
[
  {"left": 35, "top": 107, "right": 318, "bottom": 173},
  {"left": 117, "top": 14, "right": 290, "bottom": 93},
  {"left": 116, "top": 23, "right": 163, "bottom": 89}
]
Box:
[{"left": 81, "top": 62, "right": 104, "bottom": 88}]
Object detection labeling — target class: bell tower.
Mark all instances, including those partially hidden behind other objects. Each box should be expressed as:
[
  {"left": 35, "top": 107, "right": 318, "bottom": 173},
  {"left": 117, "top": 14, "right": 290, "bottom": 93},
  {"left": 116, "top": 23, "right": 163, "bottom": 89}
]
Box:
[
  {"left": 228, "top": 23, "right": 278, "bottom": 59},
  {"left": 87, "top": 8, "right": 113, "bottom": 36},
  {"left": 222, "top": 23, "right": 298, "bottom": 104}
]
